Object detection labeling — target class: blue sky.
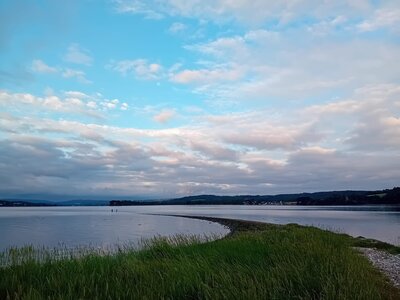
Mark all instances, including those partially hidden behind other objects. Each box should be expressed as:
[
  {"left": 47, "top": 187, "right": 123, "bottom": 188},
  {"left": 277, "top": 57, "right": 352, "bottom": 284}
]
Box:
[{"left": 1, "top": 0, "right": 400, "bottom": 199}]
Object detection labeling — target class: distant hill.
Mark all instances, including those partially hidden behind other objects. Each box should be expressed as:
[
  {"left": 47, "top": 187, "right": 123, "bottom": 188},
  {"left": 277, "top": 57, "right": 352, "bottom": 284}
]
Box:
[
  {"left": 0, "top": 199, "right": 56, "bottom": 207},
  {"left": 110, "top": 187, "right": 400, "bottom": 206},
  {"left": 2, "top": 187, "right": 399, "bottom": 207},
  {"left": 56, "top": 200, "right": 109, "bottom": 206},
  {"left": 0, "top": 199, "right": 109, "bottom": 207}
]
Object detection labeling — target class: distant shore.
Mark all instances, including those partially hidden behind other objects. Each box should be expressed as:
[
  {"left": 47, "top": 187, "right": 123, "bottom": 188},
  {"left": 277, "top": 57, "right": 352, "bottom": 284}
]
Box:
[{"left": 2, "top": 186, "right": 400, "bottom": 207}]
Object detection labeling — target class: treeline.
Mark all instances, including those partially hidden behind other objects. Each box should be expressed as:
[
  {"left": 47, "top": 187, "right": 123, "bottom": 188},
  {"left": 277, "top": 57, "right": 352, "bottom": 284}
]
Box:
[
  {"left": 110, "top": 195, "right": 272, "bottom": 206},
  {"left": 0, "top": 200, "right": 55, "bottom": 207},
  {"left": 109, "top": 187, "right": 400, "bottom": 206},
  {"left": 296, "top": 187, "right": 400, "bottom": 205}
]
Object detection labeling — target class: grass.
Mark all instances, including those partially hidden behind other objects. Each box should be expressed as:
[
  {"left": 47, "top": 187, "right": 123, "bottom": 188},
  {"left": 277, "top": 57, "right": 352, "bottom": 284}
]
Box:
[
  {"left": 0, "top": 218, "right": 399, "bottom": 299},
  {"left": 352, "top": 236, "right": 400, "bottom": 255}
]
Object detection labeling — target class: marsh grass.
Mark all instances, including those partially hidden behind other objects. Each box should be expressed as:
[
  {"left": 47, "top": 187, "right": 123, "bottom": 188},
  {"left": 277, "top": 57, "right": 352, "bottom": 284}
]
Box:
[
  {"left": 0, "top": 222, "right": 399, "bottom": 299},
  {"left": 0, "top": 234, "right": 221, "bottom": 268}
]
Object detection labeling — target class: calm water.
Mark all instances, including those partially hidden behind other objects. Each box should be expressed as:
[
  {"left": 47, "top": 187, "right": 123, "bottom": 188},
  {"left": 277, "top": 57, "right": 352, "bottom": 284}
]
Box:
[
  {"left": 1, "top": 205, "right": 399, "bottom": 251},
  {"left": 136, "top": 205, "right": 400, "bottom": 245},
  {"left": 128, "top": 205, "right": 400, "bottom": 245},
  {"left": 0, "top": 207, "right": 229, "bottom": 252}
]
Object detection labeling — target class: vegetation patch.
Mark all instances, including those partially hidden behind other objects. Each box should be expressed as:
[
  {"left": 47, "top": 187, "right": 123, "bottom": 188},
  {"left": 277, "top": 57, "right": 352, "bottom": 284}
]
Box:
[{"left": 1, "top": 218, "right": 399, "bottom": 299}]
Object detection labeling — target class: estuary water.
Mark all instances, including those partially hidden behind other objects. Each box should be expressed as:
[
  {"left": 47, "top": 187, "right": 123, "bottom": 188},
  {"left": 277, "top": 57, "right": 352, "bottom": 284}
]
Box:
[
  {"left": 0, "top": 205, "right": 399, "bottom": 251},
  {"left": 0, "top": 207, "right": 229, "bottom": 252},
  {"left": 137, "top": 205, "right": 400, "bottom": 245}
]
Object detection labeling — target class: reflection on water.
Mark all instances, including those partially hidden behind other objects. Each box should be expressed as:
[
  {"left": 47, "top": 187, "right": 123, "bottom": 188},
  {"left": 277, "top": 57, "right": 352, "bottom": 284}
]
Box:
[
  {"left": 0, "top": 207, "right": 229, "bottom": 251},
  {"left": 0, "top": 205, "right": 399, "bottom": 250}
]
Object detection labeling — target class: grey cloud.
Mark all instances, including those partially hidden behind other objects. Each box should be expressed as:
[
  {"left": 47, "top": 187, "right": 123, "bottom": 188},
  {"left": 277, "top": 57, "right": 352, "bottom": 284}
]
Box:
[
  {"left": 1, "top": 84, "right": 400, "bottom": 197},
  {"left": 346, "top": 115, "right": 400, "bottom": 151},
  {"left": 1, "top": 131, "right": 399, "bottom": 197},
  {"left": 188, "top": 140, "right": 239, "bottom": 161}
]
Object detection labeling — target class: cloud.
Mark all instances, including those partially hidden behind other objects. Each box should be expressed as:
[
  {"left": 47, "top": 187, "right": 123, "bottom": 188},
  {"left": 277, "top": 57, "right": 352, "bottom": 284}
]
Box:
[
  {"left": 171, "top": 65, "right": 244, "bottom": 84},
  {"left": 176, "top": 29, "right": 400, "bottom": 102},
  {"left": 108, "top": 59, "right": 163, "bottom": 80},
  {"left": 0, "top": 90, "right": 129, "bottom": 117},
  {"left": 168, "top": 22, "right": 187, "bottom": 34},
  {"left": 101, "top": 98, "right": 120, "bottom": 109},
  {"left": 112, "top": 0, "right": 374, "bottom": 25},
  {"left": 30, "top": 59, "right": 93, "bottom": 84},
  {"left": 357, "top": 8, "right": 400, "bottom": 32},
  {"left": 64, "top": 43, "right": 93, "bottom": 66},
  {"left": 2, "top": 1, "right": 400, "bottom": 198},
  {"left": 0, "top": 90, "right": 93, "bottom": 117},
  {"left": 304, "top": 84, "right": 400, "bottom": 152},
  {"left": 306, "top": 15, "right": 348, "bottom": 36},
  {"left": 153, "top": 109, "right": 176, "bottom": 123},
  {"left": 62, "top": 68, "right": 92, "bottom": 84},
  {"left": 1, "top": 84, "right": 400, "bottom": 197},
  {"left": 113, "top": 0, "right": 164, "bottom": 19},
  {"left": 64, "top": 91, "right": 90, "bottom": 99},
  {"left": 120, "top": 102, "right": 129, "bottom": 110},
  {"left": 31, "top": 59, "right": 58, "bottom": 74}
]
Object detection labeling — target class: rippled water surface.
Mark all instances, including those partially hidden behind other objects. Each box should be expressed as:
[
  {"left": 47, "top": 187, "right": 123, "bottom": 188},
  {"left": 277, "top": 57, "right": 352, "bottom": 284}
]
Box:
[{"left": 1, "top": 205, "right": 399, "bottom": 251}]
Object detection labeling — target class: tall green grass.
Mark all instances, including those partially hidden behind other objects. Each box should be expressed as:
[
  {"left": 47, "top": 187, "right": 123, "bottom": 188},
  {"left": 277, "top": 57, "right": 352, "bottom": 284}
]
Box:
[{"left": 1, "top": 223, "right": 398, "bottom": 299}]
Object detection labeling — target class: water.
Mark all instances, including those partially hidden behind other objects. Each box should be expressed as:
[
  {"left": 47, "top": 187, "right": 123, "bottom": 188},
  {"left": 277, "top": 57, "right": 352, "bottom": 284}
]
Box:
[
  {"left": 134, "top": 205, "right": 400, "bottom": 245},
  {"left": 0, "top": 207, "right": 229, "bottom": 252},
  {"left": 0, "top": 205, "right": 399, "bottom": 251}
]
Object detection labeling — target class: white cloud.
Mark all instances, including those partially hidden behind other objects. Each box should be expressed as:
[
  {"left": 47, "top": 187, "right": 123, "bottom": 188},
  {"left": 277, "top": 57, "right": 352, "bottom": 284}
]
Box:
[
  {"left": 30, "top": 61, "right": 92, "bottom": 85},
  {"left": 87, "top": 101, "right": 97, "bottom": 109},
  {"left": 153, "top": 109, "right": 176, "bottom": 123},
  {"left": 307, "top": 15, "right": 348, "bottom": 36},
  {"left": 101, "top": 99, "right": 120, "bottom": 109},
  {"left": 171, "top": 65, "right": 244, "bottom": 84},
  {"left": 31, "top": 60, "right": 58, "bottom": 74},
  {"left": 121, "top": 102, "right": 129, "bottom": 110},
  {"left": 0, "top": 90, "right": 98, "bottom": 117},
  {"left": 64, "top": 43, "right": 93, "bottom": 66},
  {"left": 168, "top": 22, "right": 187, "bottom": 34},
  {"left": 62, "top": 69, "right": 92, "bottom": 84},
  {"left": 112, "top": 0, "right": 374, "bottom": 25},
  {"left": 357, "top": 8, "right": 400, "bottom": 32},
  {"left": 177, "top": 29, "right": 400, "bottom": 102},
  {"left": 0, "top": 90, "right": 129, "bottom": 117},
  {"left": 64, "top": 91, "right": 90, "bottom": 99},
  {"left": 113, "top": 0, "right": 164, "bottom": 19},
  {"left": 108, "top": 59, "right": 163, "bottom": 80}
]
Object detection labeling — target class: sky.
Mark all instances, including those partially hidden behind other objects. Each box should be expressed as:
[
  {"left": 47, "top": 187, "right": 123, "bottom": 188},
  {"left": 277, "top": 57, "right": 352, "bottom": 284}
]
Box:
[{"left": 0, "top": 0, "right": 400, "bottom": 200}]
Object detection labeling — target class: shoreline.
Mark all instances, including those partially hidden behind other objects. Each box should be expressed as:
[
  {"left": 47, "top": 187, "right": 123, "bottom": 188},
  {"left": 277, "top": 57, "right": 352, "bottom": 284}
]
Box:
[
  {"left": 150, "top": 213, "right": 400, "bottom": 248},
  {"left": 1, "top": 215, "right": 399, "bottom": 298},
  {"left": 145, "top": 213, "right": 271, "bottom": 236},
  {"left": 158, "top": 214, "right": 400, "bottom": 290}
]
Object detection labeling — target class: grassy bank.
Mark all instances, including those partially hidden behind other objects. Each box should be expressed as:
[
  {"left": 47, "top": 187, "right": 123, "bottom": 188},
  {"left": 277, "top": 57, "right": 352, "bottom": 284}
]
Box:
[{"left": 1, "top": 218, "right": 399, "bottom": 299}]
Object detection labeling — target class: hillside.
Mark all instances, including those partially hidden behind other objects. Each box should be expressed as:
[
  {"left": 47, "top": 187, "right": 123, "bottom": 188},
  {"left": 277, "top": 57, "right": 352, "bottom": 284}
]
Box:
[{"left": 110, "top": 187, "right": 400, "bottom": 206}]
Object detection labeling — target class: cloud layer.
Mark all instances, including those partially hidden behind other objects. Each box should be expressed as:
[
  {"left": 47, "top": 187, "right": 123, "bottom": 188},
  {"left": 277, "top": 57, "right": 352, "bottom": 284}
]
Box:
[
  {"left": 1, "top": 83, "right": 399, "bottom": 198},
  {"left": 0, "top": 0, "right": 399, "bottom": 198}
]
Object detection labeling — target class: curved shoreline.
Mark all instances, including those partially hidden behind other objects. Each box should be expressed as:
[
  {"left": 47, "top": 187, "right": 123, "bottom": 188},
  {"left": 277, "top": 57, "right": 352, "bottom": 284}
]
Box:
[
  {"left": 157, "top": 213, "right": 400, "bottom": 290},
  {"left": 147, "top": 213, "right": 270, "bottom": 236},
  {"left": 2, "top": 214, "right": 399, "bottom": 298}
]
